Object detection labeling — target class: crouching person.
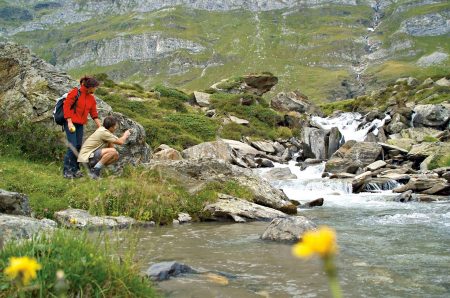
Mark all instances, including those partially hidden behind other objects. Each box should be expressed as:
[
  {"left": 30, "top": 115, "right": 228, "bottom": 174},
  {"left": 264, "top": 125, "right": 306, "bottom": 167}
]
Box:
[{"left": 78, "top": 116, "right": 131, "bottom": 179}]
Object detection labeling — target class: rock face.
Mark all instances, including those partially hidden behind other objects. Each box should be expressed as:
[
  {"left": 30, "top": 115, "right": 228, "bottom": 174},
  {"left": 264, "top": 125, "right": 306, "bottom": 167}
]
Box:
[
  {"left": 260, "top": 216, "right": 317, "bottom": 242},
  {"left": 303, "top": 127, "right": 329, "bottom": 160},
  {"left": 0, "top": 42, "right": 151, "bottom": 169},
  {"left": 413, "top": 104, "right": 449, "bottom": 128},
  {"left": 145, "top": 261, "right": 197, "bottom": 281},
  {"left": 181, "top": 140, "right": 235, "bottom": 162},
  {"left": 400, "top": 12, "right": 450, "bottom": 36},
  {"left": 0, "top": 189, "right": 31, "bottom": 216},
  {"left": 54, "top": 209, "right": 144, "bottom": 229},
  {"left": 203, "top": 194, "right": 287, "bottom": 222},
  {"left": 325, "top": 141, "right": 382, "bottom": 173},
  {"left": 145, "top": 159, "right": 297, "bottom": 214},
  {"left": 0, "top": 214, "right": 56, "bottom": 242},
  {"left": 242, "top": 73, "right": 278, "bottom": 96},
  {"left": 417, "top": 52, "right": 449, "bottom": 67}
]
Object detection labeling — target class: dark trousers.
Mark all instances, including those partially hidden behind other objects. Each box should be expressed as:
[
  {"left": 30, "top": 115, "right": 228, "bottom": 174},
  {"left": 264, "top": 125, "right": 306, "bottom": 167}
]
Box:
[{"left": 63, "top": 122, "right": 84, "bottom": 174}]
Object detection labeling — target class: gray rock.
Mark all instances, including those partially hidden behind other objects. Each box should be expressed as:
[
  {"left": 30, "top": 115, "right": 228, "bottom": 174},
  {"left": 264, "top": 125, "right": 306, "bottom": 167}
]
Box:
[
  {"left": 303, "top": 127, "right": 329, "bottom": 160},
  {"left": 260, "top": 216, "right": 317, "bottom": 242},
  {"left": 393, "top": 177, "right": 448, "bottom": 193},
  {"left": 262, "top": 167, "right": 297, "bottom": 180},
  {"left": 251, "top": 140, "right": 276, "bottom": 153},
  {"left": 400, "top": 12, "right": 450, "bottom": 36},
  {"left": 145, "top": 159, "right": 297, "bottom": 214},
  {"left": 145, "top": 261, "right": 197, "bottom": 281},
  {"left": 271, "top": 91, "right": 313, "bottom": 113},
  {"left": 152, "top": 148, "right": 183, "bottom": 161},
  {"left": 229, "top": 115, "right": 249, "bottom": 125},
  {"left": 325, "top": 142, "right": 382, "bottom": 173},
  {"left": 0, "top": 189, "right": 31, "bottom": 216},
  {"left": 203, "top": 194, "right": 287, "bottom": 222},
  {"left": 366, "top": 160, "right": 387, "bottom": 171},
  {"left": 300, "top": 198, "right": 324, "bottom": 208},
  {"left": 413, "top": 104, "right": 449, "bottom": 128},
  {"left": 417, "top": 52, "right": 449, "bottom": 67},
  {"left": 193, "top": 91, "right": 211, "bottom": 107},
  {"left": 272, "top": 142, "right": 286, "bottom": 155},
  {"left": 177, "top": 212, "right": 192, "bottom": 224},
  {"left": 435, "top": 78, "right": 450, "bottom": 87},
  {"left": 222, "top": 139, "right": 261, "bottom": 156},
  {"left": 0, "top": 214, "right": 56, "bottom": 242},
  {"left": 182, "top": 140, "right": 235, "bottom": 162},
  {"left": 328, "top": 127, "right": 342, "bottom": 158},
  {"left": 256, "top": 158, "right": 275, "bottom": 168},
  {"left": 54, "top": 209, "right": 139, "bottom": 229}
]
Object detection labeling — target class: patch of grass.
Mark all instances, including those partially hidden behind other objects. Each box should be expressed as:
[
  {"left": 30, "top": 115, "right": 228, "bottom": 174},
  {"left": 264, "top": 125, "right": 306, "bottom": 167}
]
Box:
[
  {"left": 0, "top": 230, "right": 157, "bottom": 297},
  {"left": 158, "top": 97, "right": 188, "bottom": 113},
  {"left": 423, "top": 135, "right": 439, "bottom": 143},
  {"left": 428, "top": 153, "right": 450, "bottom": 170},
  {"left": 154, "top": 85, "right": 191, "bottom": 102}
]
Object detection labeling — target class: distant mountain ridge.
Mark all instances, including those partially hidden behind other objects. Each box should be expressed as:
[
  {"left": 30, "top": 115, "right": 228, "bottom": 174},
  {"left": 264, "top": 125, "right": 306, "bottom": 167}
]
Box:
[{"left": 1, "top": 0, "right": 449, "bottom": 101}]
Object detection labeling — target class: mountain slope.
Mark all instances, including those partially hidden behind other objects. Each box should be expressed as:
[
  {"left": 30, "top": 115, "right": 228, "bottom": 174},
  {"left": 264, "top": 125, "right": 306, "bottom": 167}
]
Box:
[{"left": 1, "top": 0, "right": 449, "bottom": 101}]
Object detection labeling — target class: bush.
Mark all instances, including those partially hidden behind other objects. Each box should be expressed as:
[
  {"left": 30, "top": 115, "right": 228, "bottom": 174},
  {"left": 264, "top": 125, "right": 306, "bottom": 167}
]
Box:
[
  {"left": 158, "top": 97, "right": 188, "bottom": 113},
  {"left": 0, "top": 231, "right": 157, "bottom": 297},
  {"left": 154, "top": 85, "right": 190, "bottom": 102},
  {"left": 0, "top": 118, "right": 65, "bottom": 161},
  {"left": 275, "top": 127, "right": 293, "bottom": 139},
  {"left": 164, "top": 114, "right": 219, "bottom": 142},
  {"left": 94, "top": 87, "right": 109, "bottom": 96}
]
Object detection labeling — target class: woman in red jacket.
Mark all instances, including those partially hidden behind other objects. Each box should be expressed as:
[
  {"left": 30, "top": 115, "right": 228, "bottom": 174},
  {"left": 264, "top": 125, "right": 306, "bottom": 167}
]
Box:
[{"left": 63, "top": 76, "right": 101, "bottom": 178}]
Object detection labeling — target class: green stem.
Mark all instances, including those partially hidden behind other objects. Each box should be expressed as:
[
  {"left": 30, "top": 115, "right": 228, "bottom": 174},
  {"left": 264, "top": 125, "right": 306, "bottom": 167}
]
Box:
[{"left": 324, "top": 256, "right": 343, "bottom": 298}]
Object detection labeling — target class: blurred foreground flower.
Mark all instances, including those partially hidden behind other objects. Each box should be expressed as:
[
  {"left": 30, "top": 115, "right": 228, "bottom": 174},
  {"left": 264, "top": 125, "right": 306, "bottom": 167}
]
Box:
[
  {"left": 4, "top": 256, "right": 42, "bottom": 286},
  {"left": 292, "top": 226, "right": 342, "bottom": 298}
]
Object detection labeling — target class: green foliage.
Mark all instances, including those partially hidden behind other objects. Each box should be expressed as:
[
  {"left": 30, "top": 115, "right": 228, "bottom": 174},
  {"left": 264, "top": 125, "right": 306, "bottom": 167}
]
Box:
[
  {"left": 0, "top": 231, "right": 157, "bottom": 297},
  {"left": 154, "top": 85, "right": 191, "bottom": 102},
  {"left": 275, "top": 126, "right": 293, "bottom": 139},
  {"left": 215, "top": 76, "right": 243, "bottom": 90},
  {"left": 0, "top": 118, "right": 65, "bottom": 162},
  {"left": 196, "top": 181, "right": 254, "bottom": 202},
  {"left": 428, "top": 153, "right": 450, "bottom": 170},
  {"left": 158, "top": 97, "right": 188, "bottom": 113},
  {"left": 164, "top": 114, "right": 219, "bottom": 142},
  {"left": 423, "top": 135, "right": 439, "bottom": 143},
  {"left": 94, "top": 87, "right": 109, "bottom": 96}
]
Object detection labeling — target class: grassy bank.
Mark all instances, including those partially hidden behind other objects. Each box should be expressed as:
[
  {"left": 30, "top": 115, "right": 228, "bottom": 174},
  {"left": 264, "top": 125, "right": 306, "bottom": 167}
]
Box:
[{"left": 0, "top": 230, "right": 158, "bottom": 297}]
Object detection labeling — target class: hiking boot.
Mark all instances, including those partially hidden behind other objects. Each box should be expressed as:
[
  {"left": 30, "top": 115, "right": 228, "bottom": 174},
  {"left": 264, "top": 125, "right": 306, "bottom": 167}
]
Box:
[
  {"left": 89, "top": 167, "right": 101, "bottom": 180},
  {"left": 63, "top": 172, "right": 74, "bottom": 179},
  {"left": 73, "top": 170, "right": 84, "bottom": 178}
]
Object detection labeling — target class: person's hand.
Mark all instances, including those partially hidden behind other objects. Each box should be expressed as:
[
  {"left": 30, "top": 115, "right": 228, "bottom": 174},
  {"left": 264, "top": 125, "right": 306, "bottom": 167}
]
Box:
[
  {"left": 68, "top": 121, "right": 76, "bottom": 133},
  {"left": 124, "top": 129, "right": 131, "bottom": 139}
]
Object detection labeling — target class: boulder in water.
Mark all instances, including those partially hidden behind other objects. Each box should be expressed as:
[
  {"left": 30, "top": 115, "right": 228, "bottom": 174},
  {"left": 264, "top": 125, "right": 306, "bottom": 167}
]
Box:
[
  {"left": 260, "top": 216, "right": 317, "bottom": 242},
  {"left": 325, "top": 142, "right": 382, "bottom": 174},
  {"left": 300, "top": 198, "right": 324, "bottom": 208},
  {"left": 54, "top": 209, "right": 142, "bottom": 229},
  {"left": 145, "top": 261, "right": 197, "bottom": 281},
  {"left": 262, "top": 168, "right": 297, "bottom": 180}
]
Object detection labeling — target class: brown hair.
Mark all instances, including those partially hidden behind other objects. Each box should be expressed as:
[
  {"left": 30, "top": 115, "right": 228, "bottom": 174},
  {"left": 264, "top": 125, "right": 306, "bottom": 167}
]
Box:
[
  {"left": 103, "top": 116, "right": 118, "bottom": 129},
  {"left": 80, "top": 76, "right": 99, "bottom": 88}
]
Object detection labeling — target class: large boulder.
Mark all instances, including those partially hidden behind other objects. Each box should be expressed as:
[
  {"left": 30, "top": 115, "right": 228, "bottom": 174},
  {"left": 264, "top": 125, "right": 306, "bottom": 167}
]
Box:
[
  {"left": 145, "top": 159, "right": 297, "bottom": 214},
  {"left": 152, "top": 145, "right": 183, "bottom": 161},
  {"left": 328, "top": 127, "right": 343, "bottom": 158},
  {"left": 182, "top": 141, "right": 234, "bottom": 162},
  {"left": 325, "top": 141, "right": 382, "bottom": 173},
  {"left": 303, "top": 127, "right": 329, "bottom": 160},
  {"left": 262, "top": 168, "right": 297, "bottom": 180},
  {"left": 0, "top": 214, "right": 56, "bottom": 242},
  {"left": 0, "top": 189, "right": 31, "bottom": 216},
  {"left": 222, "top": 139, "right": 261, "bottom": 156},
  {"left": 413, "top": 104, "right": 449, "bottom": 128},
  {"left": 400, "top": 127, "right": 442, "bottom": 142},
  {"left": 0, "top": 42, "right": 150, "bottom": 168},
  {"left": 271, "top": 91, "right": 315, "bottom": 113},
  {"left": 203, "top": 194, "right": 287, "bottom": 222},
  {"left": 408, "top": 142, "right": 450, "bottom": 160},
  {"left": 210, "top": 73, "right": 278, "bottom": 96},
  {"left": 193, "top": 91, "right": 211, "bottom": 107},
  {"left": 260, "top": 216, "right": 317, "bottom": 242}
]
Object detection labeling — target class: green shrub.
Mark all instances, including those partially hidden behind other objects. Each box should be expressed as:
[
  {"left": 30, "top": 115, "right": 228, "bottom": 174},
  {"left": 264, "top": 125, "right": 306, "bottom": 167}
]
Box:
[
  {"left": 428, "top": 154, "right": 450, "bottom": 170},
  {"left": 164, "top": 114, "right": 219, "bottom": 142},
  {"left": 94, "top": 87, "right": 109, "bottom": 96},
  {"left": 154, "top": 85, "right": 190, "bottom": 102},
  {"left": 275, "top": 127, "right": 293, "bottom": 139},
  {"left": 215, "top": 76, "right": 243, "bottom": 90},
  {"left": 0, "top": 231, "right": 157, "bottom": 297},
  {"left": 158, "top": 97, "right": 188, "bottom": 113},
  {"left": 0, "top": 118, "right": 65, "bottom": 161}
]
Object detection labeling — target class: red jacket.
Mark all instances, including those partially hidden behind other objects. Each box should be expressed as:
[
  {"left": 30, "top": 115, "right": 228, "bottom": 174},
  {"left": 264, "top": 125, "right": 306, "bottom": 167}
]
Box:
[{"left": 63, "top": 85, "right": 98, "bottom": 125}]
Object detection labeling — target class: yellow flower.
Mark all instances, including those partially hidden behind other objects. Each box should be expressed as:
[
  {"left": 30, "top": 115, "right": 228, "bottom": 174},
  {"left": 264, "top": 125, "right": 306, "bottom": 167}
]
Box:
[
  {"left": 69, "top": 218, "right": 77, "bottom": 224},
  {"left": 4, "top": 256, "right": 42, "bottom": 286},
  {"left": 292, "top": 226, "right": 337, "bottom": 259}
]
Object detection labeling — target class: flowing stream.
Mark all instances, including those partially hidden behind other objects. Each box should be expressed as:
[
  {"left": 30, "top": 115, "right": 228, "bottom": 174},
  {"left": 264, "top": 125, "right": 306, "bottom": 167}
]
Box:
[{"left": 114, "top": 113, "right": 449, "bottom": 297}]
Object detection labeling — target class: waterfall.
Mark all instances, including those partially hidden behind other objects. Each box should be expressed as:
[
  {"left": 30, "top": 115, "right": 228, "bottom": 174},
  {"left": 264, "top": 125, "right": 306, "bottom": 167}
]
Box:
[
  {"left": 363, "top": 180, "right": 401, "bottom": 192},
  {"left": 311, "top": 112, "right": 390, "bottom": 142}
]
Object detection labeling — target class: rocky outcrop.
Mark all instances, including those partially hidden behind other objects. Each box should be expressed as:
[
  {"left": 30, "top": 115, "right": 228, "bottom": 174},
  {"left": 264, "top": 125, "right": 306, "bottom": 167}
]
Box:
[
  {"left": 54, "top": 209, "right": 152, "bottom": 229},
  {"left": 0, "top": 214, "right": 56, "bottom": 242},
  {"left": 181, "top": 140, "right": 235, "bottom": 162},
  {"left": 400, "top": 12, "right": 450, "bottom": 36},
  {"left": 203, "top": 194, "right": 287, "bottom": 222},
  {"left": 211, "top": 73, "right": 278, "bottom": 96},
  {"left": 145, "top": 159, "right": 297, "bottom": 214},
  {"left": 260, "top": 216, "right": 317, "bottom": 242},
  {"left": 417, "top": 52, "right": 449, "bottom": 67},
  {"left": 271, "top": 91, "right": 317, "bottom": 114},
  {"left": 0, "top": 189, "right": 31, "bottom": 216},
  {"left": 0, "top": 42, "right": 151, "bottom": 169}
]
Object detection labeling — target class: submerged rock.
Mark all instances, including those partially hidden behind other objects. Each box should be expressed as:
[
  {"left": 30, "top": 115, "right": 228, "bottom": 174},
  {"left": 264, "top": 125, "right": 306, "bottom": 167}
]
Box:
[
  {"left": 300, "top": 198, "right": 324, "bottom": 208},
  {"left": 145, "top": 261, "right": 197, "bottom": 281},
  {"left": 260, "top": 216, "right": 317, "bottom": 242}
]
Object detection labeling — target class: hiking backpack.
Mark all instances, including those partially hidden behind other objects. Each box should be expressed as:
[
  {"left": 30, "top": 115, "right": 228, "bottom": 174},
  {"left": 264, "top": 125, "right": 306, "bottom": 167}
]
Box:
[{"left": 53, "top": 88, "right": 81, "bottom": 125}]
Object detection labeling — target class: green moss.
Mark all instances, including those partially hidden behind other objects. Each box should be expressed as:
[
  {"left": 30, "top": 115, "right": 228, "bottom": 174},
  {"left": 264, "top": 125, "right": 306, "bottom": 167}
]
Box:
[
  {"left": 423, "top": 135, "right": 439, "bottom": 143},
  {"left": 0, "top": 231, "right": 158, "bottom": 297},
  {"left": 428, "top": 153, "right": 450, "bottom": 170}
]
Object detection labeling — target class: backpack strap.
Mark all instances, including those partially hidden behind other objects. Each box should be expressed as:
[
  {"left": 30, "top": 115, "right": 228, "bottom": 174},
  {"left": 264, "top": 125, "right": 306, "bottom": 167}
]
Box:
[{"left": 70, "top": 88, "right": 81, "bottom": 111}]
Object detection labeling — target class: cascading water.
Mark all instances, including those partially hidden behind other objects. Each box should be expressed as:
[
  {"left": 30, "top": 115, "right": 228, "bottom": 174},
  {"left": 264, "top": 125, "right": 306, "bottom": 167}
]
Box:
[{"left": 311, "top": 112, "right": 390, "bottom": 142}]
